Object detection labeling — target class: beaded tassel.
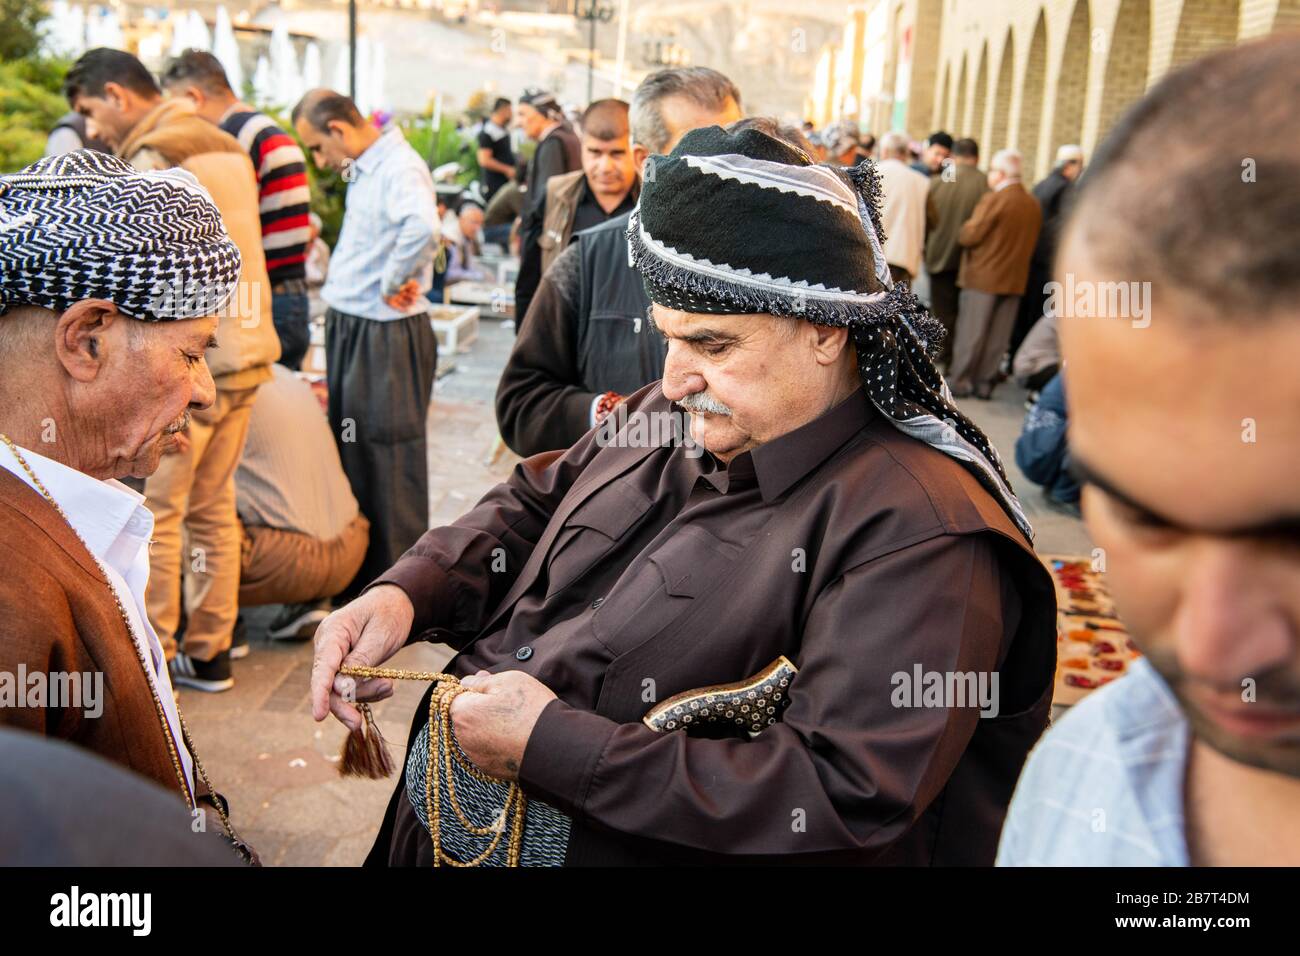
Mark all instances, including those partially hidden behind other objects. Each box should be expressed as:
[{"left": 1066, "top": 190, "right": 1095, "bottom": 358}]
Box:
[
  {"left": 335, "top": 665, "right": 528, "bottom": 866},
  {"left": 338, "top": 702, "right": 395, "bottom": 779}
]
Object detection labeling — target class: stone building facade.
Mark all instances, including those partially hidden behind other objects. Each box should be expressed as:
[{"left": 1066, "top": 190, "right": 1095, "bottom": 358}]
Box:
[{"left": 812, "top": 0, "right": 1300, "bottom": 179}]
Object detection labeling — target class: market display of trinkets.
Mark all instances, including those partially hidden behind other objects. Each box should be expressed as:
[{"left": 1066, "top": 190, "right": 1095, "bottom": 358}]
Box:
[{"left": 1042, "top": 555, "right": 1144, "bottom": 706}]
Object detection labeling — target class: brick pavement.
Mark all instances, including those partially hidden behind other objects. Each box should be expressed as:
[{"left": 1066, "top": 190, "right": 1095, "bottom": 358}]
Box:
[{"left": 183, "top": 315, "right": 1087, "bottom": 865}]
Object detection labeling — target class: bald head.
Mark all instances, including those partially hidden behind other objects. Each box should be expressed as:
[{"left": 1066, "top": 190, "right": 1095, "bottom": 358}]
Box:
[
  {"left": 879, "top": 132, "right": 909, "bottom": 160},
  {"left": 291, "top": 88, "right": 365, "bottom": 132},
  {"left": 1055, "top": 36, "right": 1300, "bottom": 780},
  {"left": 291, "top": 88, "right": 377, "bottom": 171}
]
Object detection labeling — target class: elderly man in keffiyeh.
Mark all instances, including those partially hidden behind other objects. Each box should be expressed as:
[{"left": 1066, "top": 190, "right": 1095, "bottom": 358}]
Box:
[
  {"left": 0, "top": 149, "right": 252, "bottom": 861},
  {"left": 315, "top": 126, "right": 1058, "bottom": 867}
]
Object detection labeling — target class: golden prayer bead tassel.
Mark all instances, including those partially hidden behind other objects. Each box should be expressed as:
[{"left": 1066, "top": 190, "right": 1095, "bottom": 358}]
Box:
[
  {"left": 334, "top": 665, "right": 529, "bottom": 866},
  {"left": 338, "top": 702, "right": 395, "bottom": 778}
]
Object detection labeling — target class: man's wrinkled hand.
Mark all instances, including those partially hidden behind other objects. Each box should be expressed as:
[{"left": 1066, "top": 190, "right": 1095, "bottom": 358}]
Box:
[
  {"left": 451, "top": 670, "right": 557, "bottom": 780},
  {"left": 383, "top": 279, "right": 422, "bottom": 311},
  {"left": 310, "top": 584, "right": 414, "bottom": 732}
]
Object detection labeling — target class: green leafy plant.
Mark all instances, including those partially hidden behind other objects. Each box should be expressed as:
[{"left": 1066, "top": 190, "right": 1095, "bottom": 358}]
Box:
[
  {"left": 0, "top": 0, "right": 49, "bottom": 61},
  {"left": 0, "top": 57, "right": 71, "bottom": 173}
]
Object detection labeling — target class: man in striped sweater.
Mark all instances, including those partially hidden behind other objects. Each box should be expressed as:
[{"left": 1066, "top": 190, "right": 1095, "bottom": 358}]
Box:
[{"left": 162, "top": 50, "right": 314, "bottom": 370}]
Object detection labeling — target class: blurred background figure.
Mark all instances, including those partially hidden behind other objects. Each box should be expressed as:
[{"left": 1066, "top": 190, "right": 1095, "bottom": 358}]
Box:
[
  {"left": 1014, "top": 370, "right": 1077, "bottom": 513},
  {"left": 443, "top": 197, "right": 491, "bottom": 287},
  {"left": 877, "top": 130, "right": 934, "bottom": 287},
  {"left": 292, "top": 88, "right": 438, "bottom": 602},
  {"left": 911, "top": 130, "right": 952, "bottom": 177},
  {"left": 513, "top": 88, "right": 581, "bottom": 329},
  {"left": 536, "top": 98, "right": 638, "bottom": 276},
  {"left": 825, "top": 120, "right": 866, "bottom": 166},
  {"left": 924, "top": 137, "right": 987, "bottom": 367},
  {"left": 1012, "top": 310, "right": 1060, "bottom": 398},
  {"left": 235, "top": 365, "right": 370, "bottom": 641},
  {"left": 949, "top": 148, "right": 1041, "bottom": 399},
  {"left": 161, "top": 49, "right": 314, "bottom": 372},
  {"left": 305, "top": 211, "right": 331, "bottom": 288},
  {"left": 1009, "top": 144, "right": 1085, "bottom": 364},
  {"left": 44, "top": 111, "right": 110, "bottom": 156},
  {"left": 483, "top": 157, "right": 528, "bottom": 249},
  {"left": 476, "top": 96, "right": 516, "bottom": 203}
]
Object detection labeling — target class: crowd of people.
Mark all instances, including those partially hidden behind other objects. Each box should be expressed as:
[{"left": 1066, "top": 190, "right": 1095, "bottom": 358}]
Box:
[{"left": 0, "top": 33, "right": 1296, "bottom": 868}]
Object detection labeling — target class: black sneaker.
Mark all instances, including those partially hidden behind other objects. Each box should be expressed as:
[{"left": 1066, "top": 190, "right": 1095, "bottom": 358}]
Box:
[
  {"left": 267, "top": 601, "right": 330, "bottom": 641},
  {"left": 229, "top": 615, "right": 250, "bottom": 660},
  {"left": 169, "top": 650, "right": 234, "bottom": 693}
]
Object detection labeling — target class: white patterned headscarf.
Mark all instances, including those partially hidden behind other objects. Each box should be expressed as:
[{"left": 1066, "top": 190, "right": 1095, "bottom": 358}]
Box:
[
  {"left": 0, "top": 149, "right": 241, "bottom": 322},
  {"left": 628, "top": 125, "right": 1033, "bottom": 542}
]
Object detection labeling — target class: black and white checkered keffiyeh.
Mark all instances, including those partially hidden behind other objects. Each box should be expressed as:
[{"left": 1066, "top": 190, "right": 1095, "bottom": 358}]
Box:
[
  {"left": 0, "top": 149, "right": 241, "bottom": 322},
  {"left": 628, "top": 126, "right": 1033, "bottom": 542}
]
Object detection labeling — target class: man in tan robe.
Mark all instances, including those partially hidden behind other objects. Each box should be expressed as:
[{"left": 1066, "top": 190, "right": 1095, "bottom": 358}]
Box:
[
  {"left": 0, "top": 149, "right": 252, "bottom": 861},
  {"left": 64, "top": 47, "right": 280, "bottom": 691}
]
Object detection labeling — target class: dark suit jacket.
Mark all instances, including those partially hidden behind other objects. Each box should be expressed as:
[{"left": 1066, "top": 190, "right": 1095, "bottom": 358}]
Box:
[
  {"left": 367, "top": 384, "right": 1057, "bottom": 865},
  {"left": 1031, "top": 169, "right": 1074, "bottom": 269},
  {"left": 925, "top": 163, "right": 990, "bottom": 275}
]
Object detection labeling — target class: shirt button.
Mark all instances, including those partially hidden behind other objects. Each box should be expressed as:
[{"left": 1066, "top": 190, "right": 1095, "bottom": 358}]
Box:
[
  {"left": 591, "top": 597, "right": 605, "bottom": 609},
  {"left": 515, "top": 646, "right": 533, "bottom": 661}
]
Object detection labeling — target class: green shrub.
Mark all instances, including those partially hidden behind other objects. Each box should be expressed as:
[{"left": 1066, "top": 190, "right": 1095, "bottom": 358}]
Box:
[{"left": 0, "top": 57, "right": 71, "bottom": 173}]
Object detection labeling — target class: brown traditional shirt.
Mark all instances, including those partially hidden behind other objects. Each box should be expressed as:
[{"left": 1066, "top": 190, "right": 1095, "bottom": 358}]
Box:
[{"left": 369, "top": 384, "right": 1057, "bottom": 865}]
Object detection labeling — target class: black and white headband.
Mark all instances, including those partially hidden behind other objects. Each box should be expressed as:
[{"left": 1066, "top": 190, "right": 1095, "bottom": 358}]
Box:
[
  {"left": 0, "top": 149, "right": 242, "bottom": 322},
  {"left": 628, "top": 126, "right": 1033, "bottom": 541}
]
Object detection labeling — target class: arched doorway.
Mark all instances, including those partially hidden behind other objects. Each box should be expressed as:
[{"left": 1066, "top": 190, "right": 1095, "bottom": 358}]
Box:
[
  {"left": 1274, "top": 0, "right": 1300, "bottom": 31},
  {"left": 970, "top": 41, "right": 989, "bottom": 141},
  {"left": 952, "top": 54, "right": 967, "bottom": 132},
  {"left": 1049, "top": 0, "right": 1092, "bottom": 179},
  {"left": 1096, "top": 0, "right": 1151, "bottom": 144},
  {"left": 1017, "top": 10, "right": 1048, "bottom": 175},
  {"left": 937, "top": 61, "right": 950, "bottom": 137},
  {"left": 1171, "top": 0, "right": 1241, "bottom": 68},
  {"left": 989, "top": 28, "right": 1015, "bottom": 154}
]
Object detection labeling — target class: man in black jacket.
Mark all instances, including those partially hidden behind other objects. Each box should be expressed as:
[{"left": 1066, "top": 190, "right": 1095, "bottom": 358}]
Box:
[
  {"left": 513, "top": 88, "right": 581, "bottom": 327},
  {"left": 1009, "top": 144, "right": 1083, "bottom": 357},
  {"left": 496, "top": 67, "right": 741, "bottom": 457}
]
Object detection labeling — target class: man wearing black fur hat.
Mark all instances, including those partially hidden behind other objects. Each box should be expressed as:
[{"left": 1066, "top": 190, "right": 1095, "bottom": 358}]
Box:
[{"left": 313, "top": 126, "right": 1057, "bottom": 867}]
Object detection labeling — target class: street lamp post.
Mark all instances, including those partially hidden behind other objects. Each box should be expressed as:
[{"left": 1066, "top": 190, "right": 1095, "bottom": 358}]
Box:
[
  {"left": 575, "top": 0, "right": 615, "bottom": 104},
  {"left": 348, "top": 0, "right": 357, "bottom": 101}
]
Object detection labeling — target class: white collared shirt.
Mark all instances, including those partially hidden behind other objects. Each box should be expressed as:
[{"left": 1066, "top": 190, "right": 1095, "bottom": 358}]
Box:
[{"left": 0, "top": 442, "right": 195, "bottom": 798}]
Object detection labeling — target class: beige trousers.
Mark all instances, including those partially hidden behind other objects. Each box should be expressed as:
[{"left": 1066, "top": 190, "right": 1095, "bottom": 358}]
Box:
[
  {"left": 238, "top": 513, "right": 370, "bottom": 608},
  {"left": 145, "top": 386, "right": 258, "bottom": 662}
]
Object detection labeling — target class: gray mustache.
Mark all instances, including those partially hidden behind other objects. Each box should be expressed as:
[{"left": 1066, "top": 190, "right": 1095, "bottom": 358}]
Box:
[
  {"left": 677, "top": 392, "right": 734, "bottom": 416},
  {"left": 164, "top": 411, "right": 192, "bottom": 435}
]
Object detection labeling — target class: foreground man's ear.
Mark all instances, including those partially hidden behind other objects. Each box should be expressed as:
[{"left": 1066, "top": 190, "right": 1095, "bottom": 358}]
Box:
[
  {"left": 55, "top": 299, "right": 123, "bottom": 383},
  {"left": 809, "top": 321, "right": 851, "bottom": 365}
]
